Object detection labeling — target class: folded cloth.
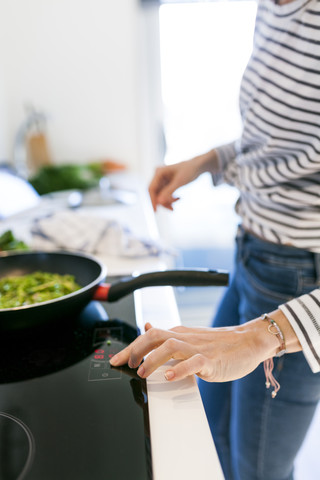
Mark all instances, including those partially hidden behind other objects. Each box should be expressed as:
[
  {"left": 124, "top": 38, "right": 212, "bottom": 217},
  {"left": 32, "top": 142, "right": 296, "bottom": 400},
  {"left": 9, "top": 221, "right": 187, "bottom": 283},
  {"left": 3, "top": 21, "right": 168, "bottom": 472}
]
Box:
[{"left": 31, "top": 210, "right": 173, "bottom": 258}]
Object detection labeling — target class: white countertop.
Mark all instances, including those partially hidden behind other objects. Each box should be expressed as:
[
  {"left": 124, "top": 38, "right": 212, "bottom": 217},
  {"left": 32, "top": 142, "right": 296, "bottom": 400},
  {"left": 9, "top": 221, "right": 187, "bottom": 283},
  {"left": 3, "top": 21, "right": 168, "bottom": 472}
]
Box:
[
  {"left": 138, "top": 286, "right": 224, "bottom": 480},
  {"left": 0, "top": 171, "right": 224, "bottom": 480}
]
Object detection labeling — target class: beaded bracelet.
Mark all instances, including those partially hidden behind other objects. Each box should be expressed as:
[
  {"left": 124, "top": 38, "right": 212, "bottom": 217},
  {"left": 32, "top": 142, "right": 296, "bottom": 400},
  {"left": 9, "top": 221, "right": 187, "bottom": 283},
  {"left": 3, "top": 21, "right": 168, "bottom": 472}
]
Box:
[{"left": 261, "top": 313, "right": 287, "bottom": 398}]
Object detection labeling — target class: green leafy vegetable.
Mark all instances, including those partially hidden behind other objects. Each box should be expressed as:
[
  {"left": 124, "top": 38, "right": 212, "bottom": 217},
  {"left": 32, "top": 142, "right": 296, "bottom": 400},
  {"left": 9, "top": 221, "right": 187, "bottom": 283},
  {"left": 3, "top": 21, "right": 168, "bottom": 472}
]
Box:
[
  {"left": 0, "top": 230, "right": 29, "bottom": 252},
  {"left": 0, "top": 271, "right": 81, "bottom": 309},
  {"left": 29, "top": 164, "right": 105, "bottom": 195}
]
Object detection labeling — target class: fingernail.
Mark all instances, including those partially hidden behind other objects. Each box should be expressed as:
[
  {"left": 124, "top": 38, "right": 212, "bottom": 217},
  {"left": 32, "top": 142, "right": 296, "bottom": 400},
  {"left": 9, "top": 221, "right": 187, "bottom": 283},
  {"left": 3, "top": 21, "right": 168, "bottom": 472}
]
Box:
[
  {"left": 137, "top": 365, "right": 145, "bottom": 377},
  {"left": 109, "top": 354, "right": 119, "bottom": 366},
  {"left": 164, "top": 370, "right": 175, "bottom": 381},
  {"left": 128, "top": 360, "right": 135, "bottom": 369}
]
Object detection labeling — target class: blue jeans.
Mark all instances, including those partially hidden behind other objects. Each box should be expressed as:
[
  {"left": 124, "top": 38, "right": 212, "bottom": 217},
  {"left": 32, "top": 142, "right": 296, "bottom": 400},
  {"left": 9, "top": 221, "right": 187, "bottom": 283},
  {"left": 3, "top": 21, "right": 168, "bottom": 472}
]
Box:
[{"left": 199, "top": 227, "right": 320, "bottom": 480}]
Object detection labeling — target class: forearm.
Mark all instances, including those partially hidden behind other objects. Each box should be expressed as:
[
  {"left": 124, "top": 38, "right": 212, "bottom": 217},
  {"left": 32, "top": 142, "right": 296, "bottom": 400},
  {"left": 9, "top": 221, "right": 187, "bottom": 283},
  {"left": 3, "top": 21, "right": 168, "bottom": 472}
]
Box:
[{"left": 193, "top": 149, "right": 220, "bottom": 177}]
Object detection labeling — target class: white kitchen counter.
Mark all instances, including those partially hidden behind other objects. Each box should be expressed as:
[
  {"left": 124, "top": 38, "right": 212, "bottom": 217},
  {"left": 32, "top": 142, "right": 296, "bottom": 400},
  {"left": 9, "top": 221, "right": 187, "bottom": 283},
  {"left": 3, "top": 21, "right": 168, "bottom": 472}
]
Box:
[
  {"left": 137, "top": 286, "right": 224, "bottom": 480},
  {"left": 0, "top": 171, "right": 224, "bottom": 480}
]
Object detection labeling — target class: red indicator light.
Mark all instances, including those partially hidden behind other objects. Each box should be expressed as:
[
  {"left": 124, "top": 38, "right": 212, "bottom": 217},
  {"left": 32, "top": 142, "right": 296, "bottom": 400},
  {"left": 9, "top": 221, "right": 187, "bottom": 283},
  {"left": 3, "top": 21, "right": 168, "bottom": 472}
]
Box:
[
  {"left": 95, "top": 349, "right": 105, "bottom": 354},
  {"left": 108, "top": 354, "right": 114, "bottom": 358},
  {"left": 94, "top": 354, "right": 105, "bottom": 360}
]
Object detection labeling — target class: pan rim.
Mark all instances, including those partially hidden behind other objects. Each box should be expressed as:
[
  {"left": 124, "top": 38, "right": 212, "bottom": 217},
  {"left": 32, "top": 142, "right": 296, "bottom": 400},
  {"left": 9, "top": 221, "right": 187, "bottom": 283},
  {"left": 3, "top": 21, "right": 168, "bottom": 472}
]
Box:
[{"left": 0, "top": 250, "right": 107, "bottom": 313}]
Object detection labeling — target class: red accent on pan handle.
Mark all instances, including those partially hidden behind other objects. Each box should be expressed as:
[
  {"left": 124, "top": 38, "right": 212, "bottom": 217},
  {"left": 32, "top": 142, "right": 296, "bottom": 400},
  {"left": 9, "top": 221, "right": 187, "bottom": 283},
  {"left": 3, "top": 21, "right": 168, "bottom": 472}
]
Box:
[{"left": 93, "top": 283, "right": 111, "bottom": 301}]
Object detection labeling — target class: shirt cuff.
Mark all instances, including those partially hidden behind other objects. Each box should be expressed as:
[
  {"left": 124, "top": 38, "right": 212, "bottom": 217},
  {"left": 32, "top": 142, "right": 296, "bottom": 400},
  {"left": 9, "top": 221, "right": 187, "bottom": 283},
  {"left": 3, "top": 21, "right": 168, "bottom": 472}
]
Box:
[
  {"left": 279, "top": 289, "right": 320, "bottom": 373},
  {"left": 211, "top": 141, "right": 238, "bottom": 186}
]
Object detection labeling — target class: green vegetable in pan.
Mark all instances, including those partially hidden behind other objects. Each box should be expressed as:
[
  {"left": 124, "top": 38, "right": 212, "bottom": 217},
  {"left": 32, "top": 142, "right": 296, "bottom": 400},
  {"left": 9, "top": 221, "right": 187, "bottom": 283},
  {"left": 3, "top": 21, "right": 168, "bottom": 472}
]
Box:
[{"left": 0, "top": 271, "right": 81, "bottom": 309}]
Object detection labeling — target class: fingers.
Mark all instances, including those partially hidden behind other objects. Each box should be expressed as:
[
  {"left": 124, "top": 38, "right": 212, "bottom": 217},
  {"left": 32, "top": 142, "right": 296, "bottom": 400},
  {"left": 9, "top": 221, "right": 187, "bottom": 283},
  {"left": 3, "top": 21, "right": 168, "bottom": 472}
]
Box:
[
  {"left": 109, "top": 343, "right": 132, "bottom": 368},
  {"left": 148, "top": 168, "right": 169, "bottom": 211},
  {"left": 110, "top": 325, "right": 216, "bottom": 382},
  {"left": 137, "top": 337, "right": 196, "bottom": 379},
  {"left": 148, "top": 166, "right": 181, "bottom": 211},
  {"left": 149, "top": 184, "right": 180, "bottom": 211},
  {"left": 110, "top": 327, "right": 169, "bottom": 369},
  {"left": 163, "top": 354, "right": 210, "bottom": 382},
  {"left": 155, "top": 174, "right": 181, "bottom": 209},
  {"left": 159, "top": 195, "right": 180, "bottom": 211}
]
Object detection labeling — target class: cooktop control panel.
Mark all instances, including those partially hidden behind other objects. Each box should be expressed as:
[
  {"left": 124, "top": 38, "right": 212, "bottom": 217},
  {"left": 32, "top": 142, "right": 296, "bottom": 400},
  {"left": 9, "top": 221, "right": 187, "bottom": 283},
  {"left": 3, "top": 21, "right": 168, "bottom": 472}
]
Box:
[{"left": 89, "top": 326, "right": 123, "bottom": 381}]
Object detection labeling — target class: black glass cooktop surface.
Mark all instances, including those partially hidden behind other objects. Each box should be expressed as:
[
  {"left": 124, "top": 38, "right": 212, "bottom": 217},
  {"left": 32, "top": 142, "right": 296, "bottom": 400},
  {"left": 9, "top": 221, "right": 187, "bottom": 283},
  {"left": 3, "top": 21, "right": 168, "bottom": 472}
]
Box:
[{"left": 0, "top": 283, "right": 151, "bottom": 480}]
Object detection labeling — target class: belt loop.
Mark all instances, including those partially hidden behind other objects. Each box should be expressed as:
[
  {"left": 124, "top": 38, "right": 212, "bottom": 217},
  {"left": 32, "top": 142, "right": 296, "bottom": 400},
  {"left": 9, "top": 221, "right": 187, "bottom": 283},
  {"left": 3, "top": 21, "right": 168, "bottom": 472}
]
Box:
[
  {"left": 314, "top": 253, "right": 320, "bottom": 285},
  {"left": 236, "top": 224, "right": 244, "bottom": 246},
  {"left": 235, "top": 224, "right": 245, "bottom": 261},
  {"left": 236, "top": 224, "right": 245, "bottom": 240}
]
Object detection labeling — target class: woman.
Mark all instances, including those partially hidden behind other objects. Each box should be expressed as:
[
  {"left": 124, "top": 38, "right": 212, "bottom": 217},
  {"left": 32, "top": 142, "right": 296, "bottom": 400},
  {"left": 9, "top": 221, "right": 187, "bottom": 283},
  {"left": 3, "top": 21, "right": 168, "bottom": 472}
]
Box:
[{"left": 111, "top": 0, "right": 320, "bottom": 478}]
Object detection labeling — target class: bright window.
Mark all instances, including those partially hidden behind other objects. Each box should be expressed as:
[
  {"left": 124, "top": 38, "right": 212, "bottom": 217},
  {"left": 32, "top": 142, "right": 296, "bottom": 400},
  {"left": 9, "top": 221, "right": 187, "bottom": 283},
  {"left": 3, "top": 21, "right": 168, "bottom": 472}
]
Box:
[
  {"left": 159, "top": 1, "right": 257, "bottom": 163},
  {"left": 157, "top": 1, "right": 257, "bottom": 250}
]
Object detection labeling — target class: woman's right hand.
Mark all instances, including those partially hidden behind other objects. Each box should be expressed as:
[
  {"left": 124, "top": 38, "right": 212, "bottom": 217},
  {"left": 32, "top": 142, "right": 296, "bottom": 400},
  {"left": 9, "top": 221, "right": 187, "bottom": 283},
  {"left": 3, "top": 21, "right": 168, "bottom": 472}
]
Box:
[{"left": 148, "top": 150, "right": 218, "bottom": 211}]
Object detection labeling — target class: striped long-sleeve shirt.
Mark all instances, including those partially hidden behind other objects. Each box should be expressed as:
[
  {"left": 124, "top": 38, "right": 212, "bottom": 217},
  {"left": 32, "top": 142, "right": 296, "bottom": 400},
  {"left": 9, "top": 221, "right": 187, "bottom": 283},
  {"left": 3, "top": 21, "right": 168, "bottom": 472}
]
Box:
[{"left": 215, "top": 0, "right": 320, "bottom": 372}]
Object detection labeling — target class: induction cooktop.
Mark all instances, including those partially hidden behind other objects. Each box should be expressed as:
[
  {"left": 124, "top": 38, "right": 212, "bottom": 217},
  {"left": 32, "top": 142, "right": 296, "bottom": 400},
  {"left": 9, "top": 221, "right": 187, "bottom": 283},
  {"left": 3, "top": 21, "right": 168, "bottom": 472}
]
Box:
[{"left": 0, "top": 282, "right": 152, "bottom": 480}]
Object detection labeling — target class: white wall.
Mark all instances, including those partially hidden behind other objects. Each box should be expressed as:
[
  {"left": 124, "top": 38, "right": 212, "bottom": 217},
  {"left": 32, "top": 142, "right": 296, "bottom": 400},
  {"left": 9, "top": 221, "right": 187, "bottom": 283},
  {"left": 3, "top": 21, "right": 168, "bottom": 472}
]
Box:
[
  {"left": 0, "top": 0, "right": 160, "bottom": 177},
  {"left": 0, "top": 74, "right": 7, "bottom": 160}
]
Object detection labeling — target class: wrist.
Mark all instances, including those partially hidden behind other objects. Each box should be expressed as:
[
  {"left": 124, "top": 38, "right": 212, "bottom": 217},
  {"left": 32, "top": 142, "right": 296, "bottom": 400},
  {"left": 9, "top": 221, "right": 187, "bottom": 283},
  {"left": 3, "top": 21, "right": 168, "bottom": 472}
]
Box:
[
  {"left": 241, "top": 310, "right": 302, "bottom": 399},
  {"left": 194, "top": 149, "right": 219, "bottom": 176},
  {"left": 243, "top": 310, "right": 302, "bottom": 362},
  {"left": 241, "top": 318, "right": 281, "bottom": 362},
  {"left": 263, "top": 309, "right": 302, "bottom": 354}
]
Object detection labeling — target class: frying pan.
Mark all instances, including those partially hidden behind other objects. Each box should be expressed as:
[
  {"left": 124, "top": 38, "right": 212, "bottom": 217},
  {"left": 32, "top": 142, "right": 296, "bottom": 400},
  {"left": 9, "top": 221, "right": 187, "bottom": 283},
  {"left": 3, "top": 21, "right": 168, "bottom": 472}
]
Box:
[{"left": 0, "top": 251, "right": 229, "bottom": 331}]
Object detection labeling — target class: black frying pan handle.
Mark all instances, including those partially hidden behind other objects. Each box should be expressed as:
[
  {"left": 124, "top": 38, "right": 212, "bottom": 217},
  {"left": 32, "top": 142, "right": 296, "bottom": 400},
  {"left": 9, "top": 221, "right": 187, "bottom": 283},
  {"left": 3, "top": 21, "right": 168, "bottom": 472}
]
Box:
[{"left": 106, "top": 269, "right": 229, "bottom": 302}]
